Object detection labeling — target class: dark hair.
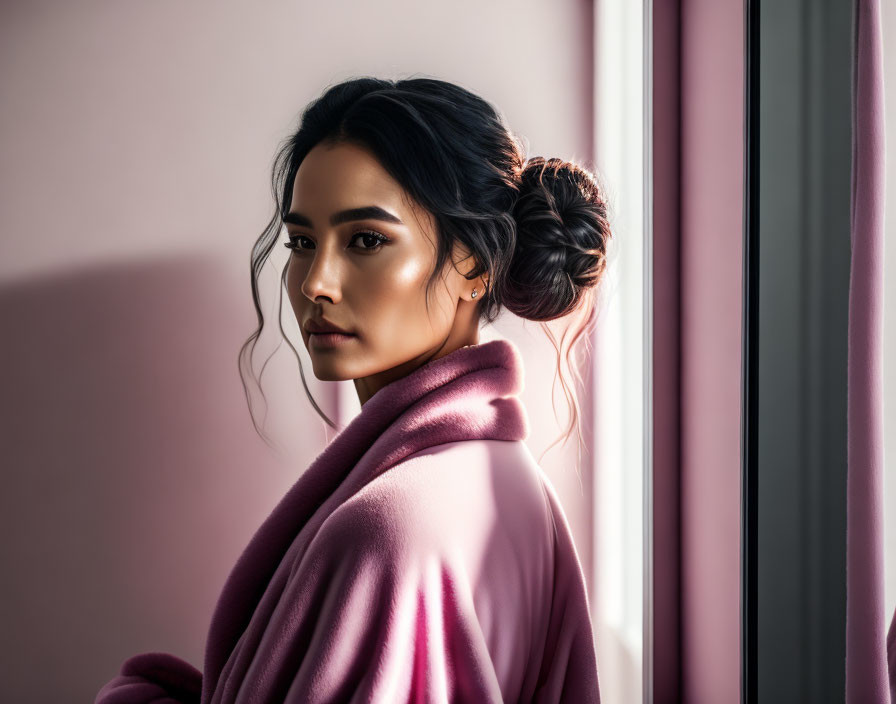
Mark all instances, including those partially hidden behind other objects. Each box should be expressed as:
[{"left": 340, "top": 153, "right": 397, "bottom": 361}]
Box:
[{"left": 239, "top": 75, "right": 613, "bottom": 463}]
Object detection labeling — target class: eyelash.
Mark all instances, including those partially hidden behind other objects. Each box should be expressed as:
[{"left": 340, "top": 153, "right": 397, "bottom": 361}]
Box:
[{"left": 283, "top": 230, "right": 390, "bottom": 254}]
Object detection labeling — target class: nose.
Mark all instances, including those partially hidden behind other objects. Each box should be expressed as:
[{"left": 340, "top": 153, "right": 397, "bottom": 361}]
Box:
[{"left": 298, "top": 243, "right": 343, "bottom": 304}]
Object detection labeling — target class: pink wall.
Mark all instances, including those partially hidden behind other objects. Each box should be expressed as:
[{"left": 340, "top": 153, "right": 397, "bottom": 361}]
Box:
[{"left": 0, "top": 2, "right": 596, "bottom": 700}]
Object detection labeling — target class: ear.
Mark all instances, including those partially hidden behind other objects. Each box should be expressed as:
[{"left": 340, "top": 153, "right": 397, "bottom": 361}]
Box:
[
  {"left": 451, "top": 241, "right": 488, "bottom": 299},
  {"left": 474, "top": 271, "right": 490, "bottom": 299}
]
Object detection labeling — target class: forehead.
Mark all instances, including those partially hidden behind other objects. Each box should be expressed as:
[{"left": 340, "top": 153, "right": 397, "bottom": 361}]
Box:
[
  {"left": 292, "top": 141, "right": 404, "bottom": 209},
  {"left": 289, "top": 141, "right": 437, "bottom": 238}
]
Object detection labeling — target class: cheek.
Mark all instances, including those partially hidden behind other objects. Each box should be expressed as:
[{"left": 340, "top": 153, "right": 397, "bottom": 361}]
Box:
[
  {"left": 285, "top": 260, "right": 305, "bottom": 311},
  {"left": 360, "top": 257, "right": 427, "bottom": 312},
  {"left": 353, "top": 255, "right": 450, "bottom": 332}
]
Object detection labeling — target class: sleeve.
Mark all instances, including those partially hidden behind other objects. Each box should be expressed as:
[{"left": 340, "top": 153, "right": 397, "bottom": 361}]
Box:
[
  {"left": 94, "top": 651, "right": 202, "bottom": 704},
  {"left": 235, "top": 496, "right": 507, "bottom": 704}
]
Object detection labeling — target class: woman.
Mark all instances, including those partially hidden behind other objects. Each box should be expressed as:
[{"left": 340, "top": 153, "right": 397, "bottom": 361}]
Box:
[{"left": 96, "top": 76, "right": 611, "bottom": 704}]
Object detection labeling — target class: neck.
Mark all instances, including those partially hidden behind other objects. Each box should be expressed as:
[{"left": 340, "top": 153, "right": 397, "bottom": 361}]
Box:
[{"left": 354, "top": 335, "right": 480, "bottom": 407}]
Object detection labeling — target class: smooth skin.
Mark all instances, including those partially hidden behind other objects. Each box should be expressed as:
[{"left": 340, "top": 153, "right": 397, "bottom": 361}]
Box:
[{"left": 284, "top": 140, "right": 489, "bottom": 406}]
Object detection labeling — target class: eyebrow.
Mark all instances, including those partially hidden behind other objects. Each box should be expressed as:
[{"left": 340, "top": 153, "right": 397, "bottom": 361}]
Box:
[{"left": 282, "top": 205, "right": 404, "bottom": 229}]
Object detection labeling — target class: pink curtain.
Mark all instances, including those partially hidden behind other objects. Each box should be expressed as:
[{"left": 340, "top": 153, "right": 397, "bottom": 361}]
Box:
[
  {"left": 652, "top": 1, "right": 742, "bottom": 701},
  {"left": 651, "top": 0, "right": 682, "bottom": 700},
  {"left": 847, "top": 0, "right": 895, "bottom": 701}
]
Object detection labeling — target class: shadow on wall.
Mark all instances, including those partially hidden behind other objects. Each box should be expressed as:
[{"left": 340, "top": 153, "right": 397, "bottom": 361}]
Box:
[{"left": 0, "top": 256, "right": 310, "bottom": 701}]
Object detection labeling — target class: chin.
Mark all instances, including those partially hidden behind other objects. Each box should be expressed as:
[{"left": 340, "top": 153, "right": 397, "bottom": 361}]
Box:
[
  {"left": 306, "top": 357, "right": 351, "bottom": 382},
  {"left": 312, "top": 369, "right": 351, "bottom": 382},
  {"left": 309, "top": 350, "right": 368, "bottom": 382}
]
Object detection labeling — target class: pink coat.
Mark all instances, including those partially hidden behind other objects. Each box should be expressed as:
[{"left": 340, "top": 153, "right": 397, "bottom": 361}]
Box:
[{"left": 96, "top": 338, "right": 601, "bottom": 703}]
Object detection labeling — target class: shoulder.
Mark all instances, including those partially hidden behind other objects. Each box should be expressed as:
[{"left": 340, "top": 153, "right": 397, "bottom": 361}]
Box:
[
  {"left": 370, "top": 438, "right": 548, "bottom": 502},
  {"left": 360, "top": 439, "right": 547, "bottom": 516},
  {"left": 318, "top": 439, "right": 554, "bottom": 560}
]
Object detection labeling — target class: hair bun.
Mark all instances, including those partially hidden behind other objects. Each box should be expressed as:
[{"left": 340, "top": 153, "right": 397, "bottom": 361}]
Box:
[{"left": 504, "top": 157, "right": 611, "bottom": 322}]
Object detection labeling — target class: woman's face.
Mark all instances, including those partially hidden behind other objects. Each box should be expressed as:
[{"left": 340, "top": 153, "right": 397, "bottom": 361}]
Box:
[{"left": 284, "top": 140, "right": 486, "bottom": 405}]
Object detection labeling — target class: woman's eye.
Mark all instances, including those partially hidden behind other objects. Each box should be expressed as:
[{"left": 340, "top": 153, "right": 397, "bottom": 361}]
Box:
[
  {"left": 283, "top": 231, "right": 389, "bottom": 253},
  {"left": 283, "top": 235, "right": 312, "bottom": 251},
  {"left": 350, "top": 230, "right": 389, "bottom": 250}
]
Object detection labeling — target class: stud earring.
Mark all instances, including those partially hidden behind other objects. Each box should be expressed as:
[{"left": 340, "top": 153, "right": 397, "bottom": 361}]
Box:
[{"left": 471, "top": 289, "right": 477, "bottom": 299}]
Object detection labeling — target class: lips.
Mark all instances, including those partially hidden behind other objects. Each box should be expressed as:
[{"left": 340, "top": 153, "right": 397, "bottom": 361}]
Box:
[
  {"left": 307, "top": 329, "right": 357, "bottom": 350},
  {"left": 304, "top": 318, "right": 354, "bottom": 335}
]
